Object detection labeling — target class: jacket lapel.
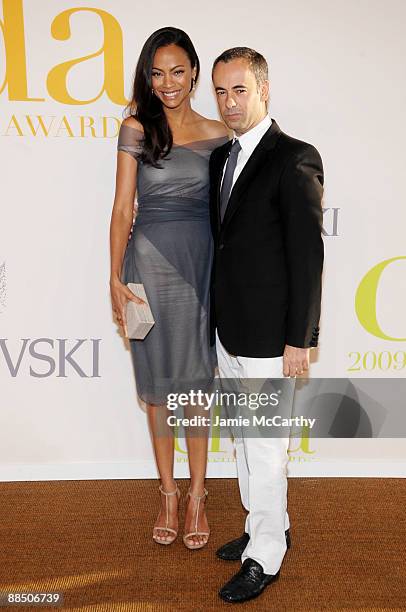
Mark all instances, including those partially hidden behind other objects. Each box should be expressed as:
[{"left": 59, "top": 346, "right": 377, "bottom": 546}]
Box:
[{"left": 221, "top": 119, "right": 282, "bottom": 230}]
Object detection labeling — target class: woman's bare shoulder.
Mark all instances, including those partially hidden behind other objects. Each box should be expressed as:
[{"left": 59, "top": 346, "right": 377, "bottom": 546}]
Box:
[
  {"left": 193, "top": 114, "right": 230, "bottom": 139},
  {"left": 203, "top": 118, "right": 230, "bottom": 139},
  {"left": 121, "top": 116, "right": 144, "bottom": 134}
]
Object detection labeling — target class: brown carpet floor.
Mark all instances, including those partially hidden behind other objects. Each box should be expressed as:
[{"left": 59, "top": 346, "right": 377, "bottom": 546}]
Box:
[{"left": 0, "top": 478, "right": 405, "bottom": 611}]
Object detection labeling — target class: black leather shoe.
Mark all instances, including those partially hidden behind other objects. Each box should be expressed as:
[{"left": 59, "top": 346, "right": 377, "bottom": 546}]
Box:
[
  {"left": 219, "top": 558, "right": 280, "bottom": 603},
  {"left": 216, "top": 529, "right": 291, "bottom": 561}
]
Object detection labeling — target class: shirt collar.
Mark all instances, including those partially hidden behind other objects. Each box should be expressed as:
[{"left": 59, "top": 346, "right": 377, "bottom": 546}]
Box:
[{"left": 233, "top": 114, "right": 272, "bottom": 156}]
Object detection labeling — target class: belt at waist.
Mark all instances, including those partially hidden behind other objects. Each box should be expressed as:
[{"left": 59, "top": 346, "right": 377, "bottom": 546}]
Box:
[{"left": 135, "top": 196, "right": 209, "bottom": 224}]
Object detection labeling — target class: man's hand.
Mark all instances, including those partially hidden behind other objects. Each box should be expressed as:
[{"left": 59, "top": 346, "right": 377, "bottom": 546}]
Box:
[{"left": 283, "top": 345, "right": 310, "bottom": 377}]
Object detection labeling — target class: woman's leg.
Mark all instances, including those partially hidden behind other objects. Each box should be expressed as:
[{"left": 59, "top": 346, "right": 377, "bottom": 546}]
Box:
[
  {"left": 147, "top": 404, "right": 179, "bottom": 542},
  {"left": 183, "top": 403, "right": 210, "bottom": 546}
]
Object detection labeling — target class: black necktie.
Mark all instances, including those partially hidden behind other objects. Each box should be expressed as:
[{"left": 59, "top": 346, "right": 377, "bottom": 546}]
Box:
[{"left": 220, "top": 139, "right": 242, "bottom": 222}]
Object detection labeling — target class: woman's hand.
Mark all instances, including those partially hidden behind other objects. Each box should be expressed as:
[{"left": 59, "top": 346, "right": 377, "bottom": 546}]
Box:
[{"left": 110, "top": 278, "right": 145, "bottom": 337}]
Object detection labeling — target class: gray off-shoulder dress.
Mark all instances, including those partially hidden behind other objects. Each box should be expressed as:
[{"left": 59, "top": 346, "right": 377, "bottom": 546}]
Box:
[{"left": 117, "top": 123, "right": 229, "bottom": 405}]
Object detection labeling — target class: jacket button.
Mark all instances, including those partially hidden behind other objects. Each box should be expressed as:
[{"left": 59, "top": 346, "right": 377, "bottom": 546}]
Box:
[{"left": 219, "top": 243, "right": 224, "bottom": 250}]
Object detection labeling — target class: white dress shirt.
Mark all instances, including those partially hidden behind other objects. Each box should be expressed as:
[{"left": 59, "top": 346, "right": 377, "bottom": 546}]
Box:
[{"left": 222, "top": 114, "right": 272, "bottom": 191}]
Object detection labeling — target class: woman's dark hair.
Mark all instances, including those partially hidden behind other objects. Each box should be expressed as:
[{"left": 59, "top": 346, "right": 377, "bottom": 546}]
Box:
[{"left": 124, "top": 27, "right": 200, "bottom": 167}]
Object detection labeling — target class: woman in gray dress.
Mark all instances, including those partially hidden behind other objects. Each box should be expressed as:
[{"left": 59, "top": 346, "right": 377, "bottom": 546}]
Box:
[{"left": 109, "top": 27, "right": 228, "bottom": 549}]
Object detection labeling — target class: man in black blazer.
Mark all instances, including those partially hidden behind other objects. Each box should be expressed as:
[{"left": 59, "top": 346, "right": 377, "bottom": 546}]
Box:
[{"left": 210, "top": 47, "right": 324, "bottom": 604}]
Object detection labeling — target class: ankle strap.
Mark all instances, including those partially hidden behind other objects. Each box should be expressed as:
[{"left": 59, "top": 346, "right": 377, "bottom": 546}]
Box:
[
  {"left": 187, "top": 487, "right": 208, "bottom": 500},
  {"left": 159, "top": 484, "right": 179, "bottom": 496}
]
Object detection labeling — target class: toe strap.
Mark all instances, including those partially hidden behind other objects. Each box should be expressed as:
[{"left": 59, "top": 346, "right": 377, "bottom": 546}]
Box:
[
  {"left": 183, "top": 531, "right": 210, "bottom": 538},
  {"left": 153, "top": 526, "right": 177, "bottom": 536}
]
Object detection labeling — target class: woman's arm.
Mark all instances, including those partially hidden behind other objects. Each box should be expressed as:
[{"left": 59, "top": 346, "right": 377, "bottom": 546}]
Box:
[
  {"left": 110, "top": 156, "right": 137, "bottom": 283},
  {"left": 109, "top": 117, "right": 145, "bottom": 334},
  {"left": 109, "top": 116, "right": 144, "bottom": 283}
]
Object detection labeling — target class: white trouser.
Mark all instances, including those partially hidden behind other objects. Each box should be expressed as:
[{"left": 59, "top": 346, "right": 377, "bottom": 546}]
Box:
[{"left": 216, "top": 330, "right": 294, "bottom": 575}]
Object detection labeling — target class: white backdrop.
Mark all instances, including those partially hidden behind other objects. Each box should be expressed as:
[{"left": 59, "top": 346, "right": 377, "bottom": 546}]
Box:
[{"left": 1, "top": 0, "right": 405, "bottom": 481}]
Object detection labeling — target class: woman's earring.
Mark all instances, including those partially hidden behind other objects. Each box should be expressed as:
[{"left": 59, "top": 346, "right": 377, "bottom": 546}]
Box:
[{"left": 151, "top": 88, "right": 154, "bottom": 95}]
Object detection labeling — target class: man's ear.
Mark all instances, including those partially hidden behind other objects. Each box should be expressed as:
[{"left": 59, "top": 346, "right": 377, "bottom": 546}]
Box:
[{"left": 260, "top": 79, "right": 270, "bottom": 102}]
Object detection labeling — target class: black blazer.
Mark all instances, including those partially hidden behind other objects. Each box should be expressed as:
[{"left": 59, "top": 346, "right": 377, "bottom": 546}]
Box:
[{"left": 209, "top": 119, "right": 324, "bottom": 358}]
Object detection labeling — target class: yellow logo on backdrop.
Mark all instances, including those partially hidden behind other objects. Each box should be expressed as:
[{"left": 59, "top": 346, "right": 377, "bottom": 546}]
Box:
[
  {"left": 288, "top": 426, "right": 315, "bottom": 457},
  {"left": 0, "top": 0, "right": 127, "bottom": 105},
  {"left": 355, "top": 256, "right": 406, "bottom": 341},
  {"left": 174, "top": 403, "right": 315, "bottom": 462}
]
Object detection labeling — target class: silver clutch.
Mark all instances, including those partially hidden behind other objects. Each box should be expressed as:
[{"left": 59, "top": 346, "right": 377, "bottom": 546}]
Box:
[{"left": 125, "top": 283, "right": 155, "bottom": 339}]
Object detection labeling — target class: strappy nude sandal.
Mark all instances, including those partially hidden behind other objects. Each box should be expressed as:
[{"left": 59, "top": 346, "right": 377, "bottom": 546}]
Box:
[
  {"left": 152, "top": 483, "right": 180, "bottom": 545},
  {"left": 183, "top": 487, "right": 210, "bottom": 550}
]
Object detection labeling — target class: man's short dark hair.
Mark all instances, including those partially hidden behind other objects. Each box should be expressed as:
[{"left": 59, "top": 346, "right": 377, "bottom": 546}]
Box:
[{"left": 212, "top": 47, "right": 268, "bottom": 87}]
